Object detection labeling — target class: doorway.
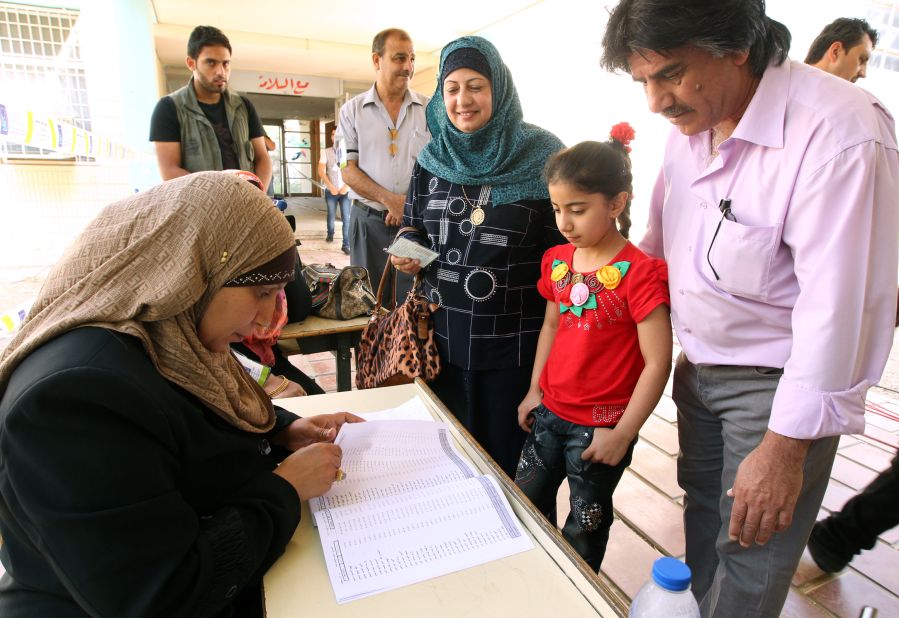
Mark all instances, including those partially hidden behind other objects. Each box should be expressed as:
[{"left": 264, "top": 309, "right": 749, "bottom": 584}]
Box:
[
  {"left": 262, "top": 122, "right": 285, "bottom": 197},
  {"left": 283, "top": 119, "right": 314, "bottom": 196}
]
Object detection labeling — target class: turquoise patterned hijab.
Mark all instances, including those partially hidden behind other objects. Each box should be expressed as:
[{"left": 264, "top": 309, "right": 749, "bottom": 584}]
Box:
[{"left": 417, "top": 36, "right": 564, "bottom": 206}]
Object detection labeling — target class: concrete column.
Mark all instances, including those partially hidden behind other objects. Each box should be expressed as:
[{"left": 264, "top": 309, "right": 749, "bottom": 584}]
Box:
[{"left": 78, "top": 0, "right": 160, "bottom": 190}]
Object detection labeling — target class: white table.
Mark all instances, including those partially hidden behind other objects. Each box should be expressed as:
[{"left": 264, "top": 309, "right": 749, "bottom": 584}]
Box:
[{"left": 264, "top": 380, "right": 628, "bottom": 616}]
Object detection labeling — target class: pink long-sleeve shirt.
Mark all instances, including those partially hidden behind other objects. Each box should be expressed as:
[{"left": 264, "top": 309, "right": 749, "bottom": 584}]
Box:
[{"left": 640, "top": 60, "right": 899, "bottom": 440}]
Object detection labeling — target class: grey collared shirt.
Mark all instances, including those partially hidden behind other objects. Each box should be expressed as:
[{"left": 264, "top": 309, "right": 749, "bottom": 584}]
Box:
[{"left": 337, "top": 84, "right": 430, "bottom": 210}]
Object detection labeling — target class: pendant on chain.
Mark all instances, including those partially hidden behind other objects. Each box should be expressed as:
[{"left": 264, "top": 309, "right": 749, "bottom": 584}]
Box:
[{"left": 461, "top": 184, "right": 485, "bottom": 226}]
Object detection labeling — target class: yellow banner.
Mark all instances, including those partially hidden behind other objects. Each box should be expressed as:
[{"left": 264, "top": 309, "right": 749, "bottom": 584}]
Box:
[{"left": 0, "top": 101, "right": 146, "bottom": 160}]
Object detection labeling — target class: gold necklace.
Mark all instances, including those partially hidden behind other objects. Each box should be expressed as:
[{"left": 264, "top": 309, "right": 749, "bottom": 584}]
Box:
[
  {"left": 387, "top": 127, "right": 398, "bottom": 157},
  {"left": 460, "top": 184, "right": 485, "bottom": 225}
]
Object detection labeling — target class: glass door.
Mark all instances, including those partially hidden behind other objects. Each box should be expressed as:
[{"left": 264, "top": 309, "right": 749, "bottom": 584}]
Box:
[
  {"left": 262, "top": 122, "right": 284, "bottom": 197},
  {"left": 283, "top": 119, "right": 313, "bottom": 195}
]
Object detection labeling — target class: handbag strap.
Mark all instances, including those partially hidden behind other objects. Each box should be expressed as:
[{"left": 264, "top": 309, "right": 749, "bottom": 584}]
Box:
[{"left": 373, "top": 226, "right": 423, "bottom": 313}]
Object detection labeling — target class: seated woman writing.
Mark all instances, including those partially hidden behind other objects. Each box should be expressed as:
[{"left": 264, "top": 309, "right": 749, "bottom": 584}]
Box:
[
  {"left": 390, "top": 36, "right": 565, "bottom": 477},
  {"left": 0, "top": 172, "right": 360, "bottom": 617}
]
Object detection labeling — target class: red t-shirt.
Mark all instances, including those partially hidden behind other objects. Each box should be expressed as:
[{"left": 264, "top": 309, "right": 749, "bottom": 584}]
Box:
[{"left": 537, "top": 242, "right": 669, "bottom": 426}]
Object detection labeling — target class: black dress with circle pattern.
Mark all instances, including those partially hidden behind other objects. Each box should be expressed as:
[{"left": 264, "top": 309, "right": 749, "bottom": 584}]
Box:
[{"left": 401, "top": 162, "right": 565, "bottom": 370}]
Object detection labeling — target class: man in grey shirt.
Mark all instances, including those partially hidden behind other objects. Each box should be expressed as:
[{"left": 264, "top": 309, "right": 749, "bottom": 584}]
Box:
[{"left": 338, "top": 27, "right": 430, "bottom": 296}]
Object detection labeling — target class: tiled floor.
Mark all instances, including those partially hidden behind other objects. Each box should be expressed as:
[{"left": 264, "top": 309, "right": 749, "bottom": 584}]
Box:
[{"left": 2, "top": 196, "right": 897, "bottom": 616}]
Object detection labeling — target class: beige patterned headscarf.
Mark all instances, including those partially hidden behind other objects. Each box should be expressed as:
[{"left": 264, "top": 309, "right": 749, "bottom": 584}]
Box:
[{"left": 0, "top": 172, "right": 295, "bottom": 433}]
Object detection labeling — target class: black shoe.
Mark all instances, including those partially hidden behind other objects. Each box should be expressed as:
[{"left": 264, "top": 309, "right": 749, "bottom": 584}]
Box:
[
  {"left": 326, "top": 236, "right": 334, "bottom": 243},
  {"left": 341, "top": 246, "right": 350, "bottom": 255},
  {"left": 807, "top": 521, "right": 852, "bottom": 573}
]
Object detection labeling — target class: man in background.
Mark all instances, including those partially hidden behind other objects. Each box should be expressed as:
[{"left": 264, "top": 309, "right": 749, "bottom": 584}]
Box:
[
  {"left": 318, "top": 127, "right": 351, "bottom": 255},
  {"left": 149, "top": 25, "right": 272, "bottom": 190},
  {"left": 804, "top": 15, "right": 899, "bottom": 576},
  {"left": 338, "top": 27, "right": 430, "bottom": 295},
  {"left": 805, "top": 17, "right": 878, "bottom": 83}
]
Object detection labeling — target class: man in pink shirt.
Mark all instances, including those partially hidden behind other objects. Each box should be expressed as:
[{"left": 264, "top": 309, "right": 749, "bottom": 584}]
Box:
[{"left": 601, "top": 1, "right": 899, "bottom": 615}]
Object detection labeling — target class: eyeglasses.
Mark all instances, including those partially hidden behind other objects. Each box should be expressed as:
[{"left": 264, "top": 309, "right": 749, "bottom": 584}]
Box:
[
  {"left": 388, "top": 128, "right": 398, "bottom": 157},
  {"left": 706, "top": 198, "right": 735, "bottom": 281}
]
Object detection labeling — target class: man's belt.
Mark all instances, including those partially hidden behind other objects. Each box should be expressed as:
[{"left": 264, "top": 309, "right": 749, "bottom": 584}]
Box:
[{"left": 353, "top": 201, "right": 387, "bottom": 220}]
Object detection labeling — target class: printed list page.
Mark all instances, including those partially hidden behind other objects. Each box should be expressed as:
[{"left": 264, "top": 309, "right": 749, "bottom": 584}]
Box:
[
  {"left": 315, "top": 475, "right": 532, "bottom": 603},
  {"left": 310, "top": 419, "right": 533, "bottom": 602},
  {"left": 310, "top": 420, "right": 478, "bottom": 514}
]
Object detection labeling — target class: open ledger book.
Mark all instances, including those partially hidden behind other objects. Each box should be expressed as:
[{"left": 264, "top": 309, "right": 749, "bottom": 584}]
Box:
[{"left": 310, "top": 398, "right": 534, "bottom": 603}]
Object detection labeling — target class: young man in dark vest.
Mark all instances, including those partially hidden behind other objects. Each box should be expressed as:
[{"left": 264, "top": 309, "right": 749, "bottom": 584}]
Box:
[{"left": 149, "top": 25, "right": 271, "bottom": 190}]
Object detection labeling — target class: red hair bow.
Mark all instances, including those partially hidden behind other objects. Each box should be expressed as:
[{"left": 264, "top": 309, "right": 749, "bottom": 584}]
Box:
[{"left": 609, "top": 122, "right": 636, "bottom": 153}]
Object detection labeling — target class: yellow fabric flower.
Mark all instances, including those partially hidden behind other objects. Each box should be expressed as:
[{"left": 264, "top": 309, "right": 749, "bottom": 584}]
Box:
[
  {"left": 597, "top": 265, "right": 622, "bottom": 289},
  {"left": 551, "top": 262, "right": 570, "bottom": 282}
]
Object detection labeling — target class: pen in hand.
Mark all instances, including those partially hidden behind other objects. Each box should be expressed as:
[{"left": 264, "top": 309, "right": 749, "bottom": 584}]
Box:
[{"left": 335, "top": 469, "right": 346, "bottom": 482}]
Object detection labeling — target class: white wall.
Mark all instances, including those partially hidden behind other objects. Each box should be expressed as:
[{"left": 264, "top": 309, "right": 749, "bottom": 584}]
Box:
[{"left": 1, "top": 0, "right": 159, "bottom": 270}]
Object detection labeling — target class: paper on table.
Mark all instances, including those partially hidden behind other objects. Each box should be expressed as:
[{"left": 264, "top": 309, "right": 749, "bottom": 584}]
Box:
[
  {"left": 311, "top": 420, "right": 533, "bottom": 603},
  {"left": 356, "top": 396, "right": 434, "bottom": 422},
  {"left": 386, "top": 237, "right": 439, "bottom": 268},
  {"left": 310, "top": 398, "right": 440, "bottom": 530},
  {"left": 312, "top": 420, "right": 478, "bottom": 512}
]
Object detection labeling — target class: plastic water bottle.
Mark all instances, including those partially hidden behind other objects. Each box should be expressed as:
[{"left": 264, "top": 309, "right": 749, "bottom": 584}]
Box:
[{"left": 628, "top": 557, "right": 701, "bottom": 617}]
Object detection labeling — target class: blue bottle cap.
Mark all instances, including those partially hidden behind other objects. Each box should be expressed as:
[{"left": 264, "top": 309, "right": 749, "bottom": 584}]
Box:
[{"left": 651, "top": 557, "right": 692, "bottom": 592}]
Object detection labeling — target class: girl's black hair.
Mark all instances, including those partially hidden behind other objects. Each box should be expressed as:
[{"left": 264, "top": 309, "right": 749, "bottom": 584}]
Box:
[{"left": 543, "top": 140, "right": 633, "bottom": 238}]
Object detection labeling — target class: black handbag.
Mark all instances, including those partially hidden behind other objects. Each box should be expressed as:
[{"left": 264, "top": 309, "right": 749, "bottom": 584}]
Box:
[{"left": 283, "top": 258, "right": 312, "bottom": 323}]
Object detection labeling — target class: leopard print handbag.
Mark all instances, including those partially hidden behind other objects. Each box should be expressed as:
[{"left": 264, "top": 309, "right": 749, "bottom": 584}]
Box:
[{"left": 355, "top": 230, "right": 441, "bottom": 389}]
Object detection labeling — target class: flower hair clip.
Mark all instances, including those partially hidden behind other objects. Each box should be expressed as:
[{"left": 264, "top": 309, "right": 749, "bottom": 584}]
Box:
[{"left": 609, "top": 122, "right": 636, "bottom": 153}]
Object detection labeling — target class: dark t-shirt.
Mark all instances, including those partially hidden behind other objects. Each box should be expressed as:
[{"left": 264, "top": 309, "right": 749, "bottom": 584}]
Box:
[{"left": 149, "top": 92, "right": 264, "bottom": 170}]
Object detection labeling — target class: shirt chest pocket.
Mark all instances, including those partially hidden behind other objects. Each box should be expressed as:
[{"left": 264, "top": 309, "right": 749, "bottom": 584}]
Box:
[{"left": 707, "top": 218, "right": 780, "bottom": 302}]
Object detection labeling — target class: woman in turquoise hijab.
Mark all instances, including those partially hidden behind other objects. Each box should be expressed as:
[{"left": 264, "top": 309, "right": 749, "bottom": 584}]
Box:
[{"left": 391, "top": 36, "right": 565, "bottom": 477}]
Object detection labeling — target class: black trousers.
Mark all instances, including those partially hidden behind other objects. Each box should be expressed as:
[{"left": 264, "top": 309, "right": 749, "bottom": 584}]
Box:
[
  {"left": 428, "top": 362, "right": 531, "bottom": 479},
  {"left": 348, "top": 204, "right": 411, "bottom": 304},
  {"left": 817, "top": 450, "right": 899, "bottom": 556}
]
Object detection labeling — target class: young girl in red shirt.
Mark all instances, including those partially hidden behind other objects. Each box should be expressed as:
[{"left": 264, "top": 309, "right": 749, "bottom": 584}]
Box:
[{"left": 514, "top": 124, "right": 672, "bottom": 570}]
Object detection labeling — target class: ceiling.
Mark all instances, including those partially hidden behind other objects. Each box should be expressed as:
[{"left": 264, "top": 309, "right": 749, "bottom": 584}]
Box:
[{"left": 150, "top": 0, "right": 546, "bottom": 88}]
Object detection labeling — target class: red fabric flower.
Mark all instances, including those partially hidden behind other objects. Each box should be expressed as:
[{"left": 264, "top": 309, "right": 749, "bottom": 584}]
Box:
[
  {"left": 559, "top": 285, "right": 572, "bottom": 306},
  {"left": 609, "top": 122, "right": 636, "bottom": 153}
]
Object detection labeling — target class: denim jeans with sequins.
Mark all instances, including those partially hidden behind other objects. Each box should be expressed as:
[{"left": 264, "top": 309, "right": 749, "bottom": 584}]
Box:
[{"left": 514, "top": 403, "right": 635, "bottom": 571}]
